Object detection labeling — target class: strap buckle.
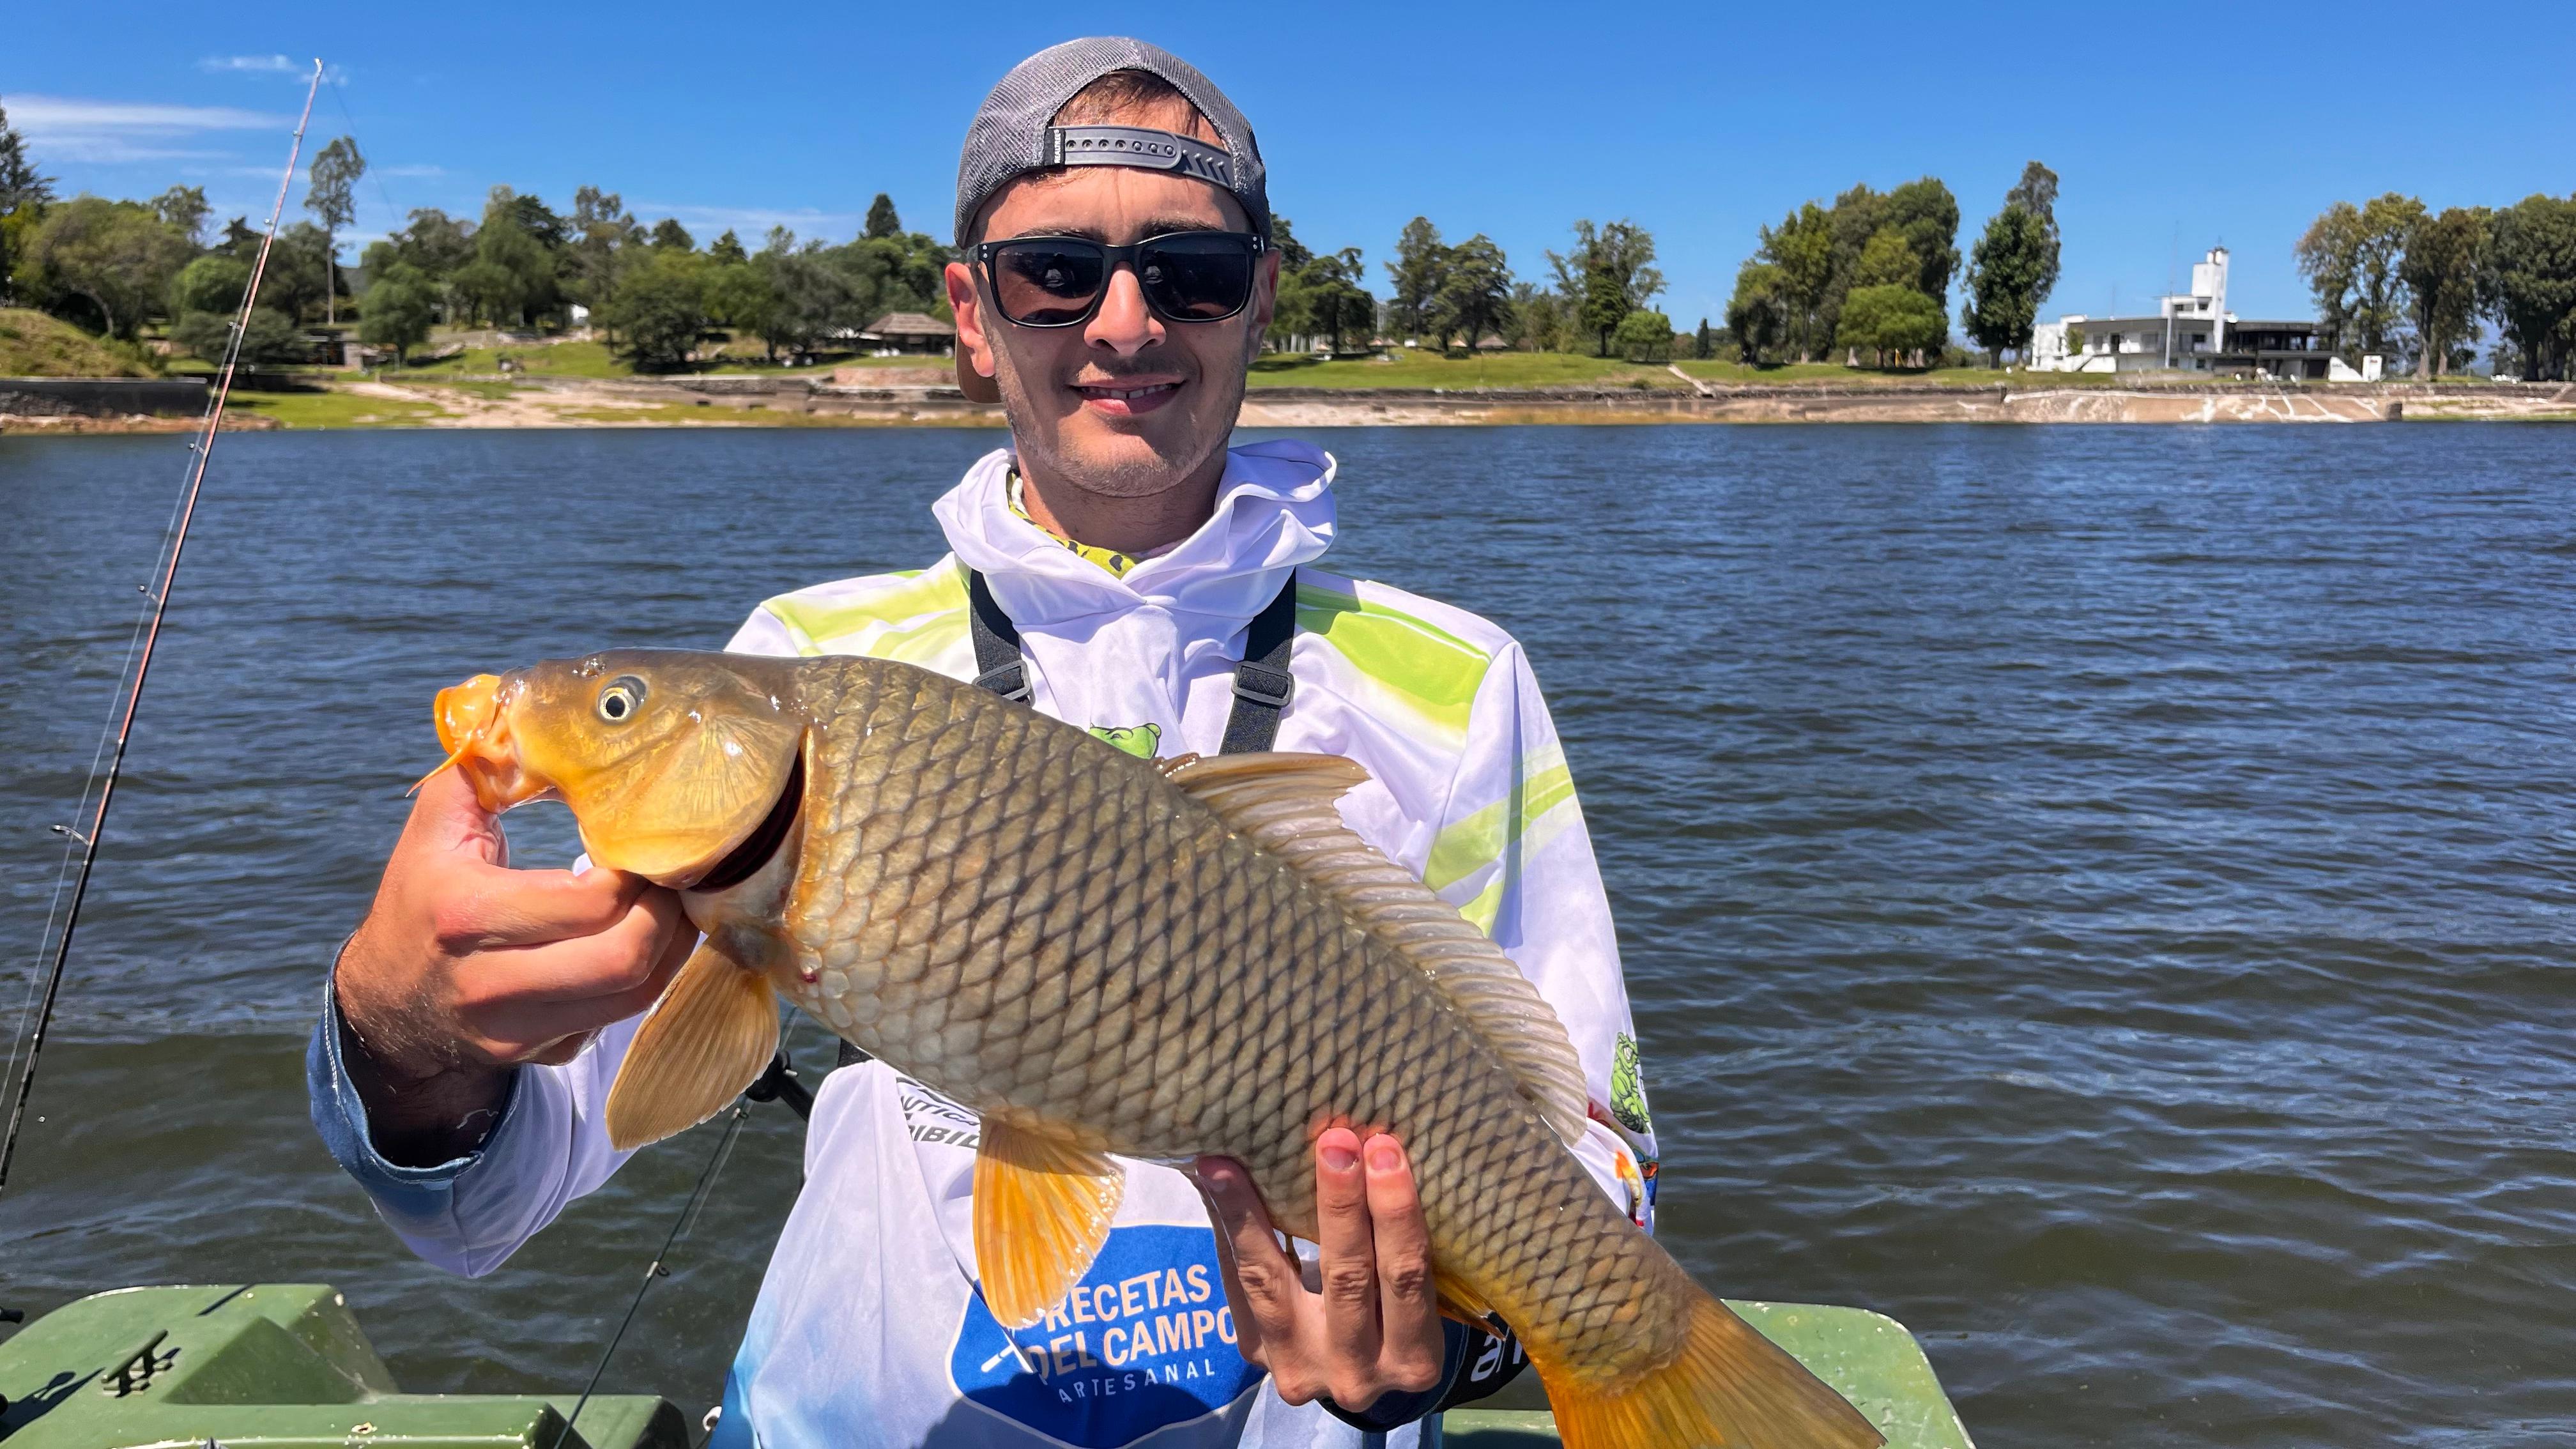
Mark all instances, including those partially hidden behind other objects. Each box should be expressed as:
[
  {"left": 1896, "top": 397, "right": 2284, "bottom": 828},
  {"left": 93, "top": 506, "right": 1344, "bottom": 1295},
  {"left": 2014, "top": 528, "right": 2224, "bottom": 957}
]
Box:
[
  {"left": 975, "top": 663, "right": 1031, "bottom": 703},
  {"left": 1231, "top": 663, "right": 1294, "bottom": 710}
]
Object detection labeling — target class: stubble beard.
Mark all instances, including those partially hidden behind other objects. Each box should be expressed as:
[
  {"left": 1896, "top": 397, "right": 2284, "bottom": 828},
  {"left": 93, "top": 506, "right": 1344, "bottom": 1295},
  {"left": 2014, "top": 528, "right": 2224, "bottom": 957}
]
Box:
[{"left": 992, "top": 326, "right": 1257, "bottom": 503}]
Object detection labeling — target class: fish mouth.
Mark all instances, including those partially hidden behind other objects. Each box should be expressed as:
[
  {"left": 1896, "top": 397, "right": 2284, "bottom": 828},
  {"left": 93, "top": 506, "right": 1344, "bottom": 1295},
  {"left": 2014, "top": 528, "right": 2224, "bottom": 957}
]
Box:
[
  {"left": 682, "top": 747, "right": 803, "bottom": 893},
  {"left": 426, "top": 672, "right": 550, "bottom": 809}
]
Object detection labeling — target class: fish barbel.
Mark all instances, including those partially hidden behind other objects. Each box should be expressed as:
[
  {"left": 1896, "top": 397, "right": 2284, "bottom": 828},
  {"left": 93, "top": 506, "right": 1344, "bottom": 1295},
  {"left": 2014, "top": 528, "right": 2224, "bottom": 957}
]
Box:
[{"left": 429, "top": 649, "right": 1880, "bottom": 1449}]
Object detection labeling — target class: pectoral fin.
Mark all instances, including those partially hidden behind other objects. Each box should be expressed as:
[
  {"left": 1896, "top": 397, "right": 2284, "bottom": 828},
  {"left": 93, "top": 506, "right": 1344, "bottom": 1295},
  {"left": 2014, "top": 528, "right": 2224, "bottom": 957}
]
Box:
[
  {"left": 972, "top": 1119, "right": 1126, "bottom": 1329},
  {"left": 604, "top": 936, "right": 778, "bottom": 1151}
]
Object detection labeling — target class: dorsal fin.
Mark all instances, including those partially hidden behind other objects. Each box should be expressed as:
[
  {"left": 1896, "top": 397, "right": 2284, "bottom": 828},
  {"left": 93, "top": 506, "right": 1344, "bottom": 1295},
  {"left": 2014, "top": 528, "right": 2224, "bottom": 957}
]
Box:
[{"left": 1166, "top": 752, "right": 1590, "bottom": 1146}]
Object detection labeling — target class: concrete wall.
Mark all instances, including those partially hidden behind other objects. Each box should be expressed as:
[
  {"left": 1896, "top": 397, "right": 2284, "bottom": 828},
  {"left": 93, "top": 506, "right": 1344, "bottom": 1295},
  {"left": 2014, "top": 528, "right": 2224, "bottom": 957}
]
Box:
[{"left": 0, "top": 377, "right": 210, "bottom": 417}]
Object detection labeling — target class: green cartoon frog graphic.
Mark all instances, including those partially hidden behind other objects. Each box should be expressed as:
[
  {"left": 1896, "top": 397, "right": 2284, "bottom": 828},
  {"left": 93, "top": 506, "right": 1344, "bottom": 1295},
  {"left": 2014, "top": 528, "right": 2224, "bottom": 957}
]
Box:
[{"left": 1087, "top": 723, "right": 1162, "bottom": 760}]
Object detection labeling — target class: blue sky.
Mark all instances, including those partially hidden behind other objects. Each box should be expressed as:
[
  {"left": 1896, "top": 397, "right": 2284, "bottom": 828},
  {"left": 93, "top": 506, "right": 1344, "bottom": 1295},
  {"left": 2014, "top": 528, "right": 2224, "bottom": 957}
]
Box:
[{"left": 11, "top": 2, "right": 2573, "bottom": 328}]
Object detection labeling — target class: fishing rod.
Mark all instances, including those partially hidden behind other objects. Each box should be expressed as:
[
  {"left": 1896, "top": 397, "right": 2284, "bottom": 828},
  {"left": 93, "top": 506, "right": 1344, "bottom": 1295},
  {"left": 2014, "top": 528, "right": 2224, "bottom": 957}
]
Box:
[{"left": 0, "top": 60, "right": 329, "bottom": 1200}]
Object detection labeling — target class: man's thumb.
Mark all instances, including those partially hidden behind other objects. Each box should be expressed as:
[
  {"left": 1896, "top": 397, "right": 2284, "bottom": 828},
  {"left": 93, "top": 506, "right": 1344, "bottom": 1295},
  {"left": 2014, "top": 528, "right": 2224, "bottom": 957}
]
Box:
[{"left": 407, "top": 761, "right": 505, "bottom": 861}]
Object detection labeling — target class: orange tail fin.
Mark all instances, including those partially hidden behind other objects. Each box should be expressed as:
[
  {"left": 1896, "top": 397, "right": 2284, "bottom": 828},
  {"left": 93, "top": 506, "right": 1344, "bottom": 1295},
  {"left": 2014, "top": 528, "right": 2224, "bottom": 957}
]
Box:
[{"left": 1535, "top": 1289, "right": 1884, "bottom": 1449}]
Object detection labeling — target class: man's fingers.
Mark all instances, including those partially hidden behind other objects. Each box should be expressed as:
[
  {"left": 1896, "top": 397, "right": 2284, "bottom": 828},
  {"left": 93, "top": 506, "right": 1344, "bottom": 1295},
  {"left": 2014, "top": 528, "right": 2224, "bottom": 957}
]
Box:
[
  {"left": 440, "top": 862, "right": 656, "bottom": 950},
  {"left": 456, "top": 894, "right": 688, "bottom": 1011},
  {"left": 1311, "top": 1127, "right": 1383, "bottom": 1376},
  {"left": 1361, "top": 1134, "right": 1443, "bottom": 1389},
  {"left": 1193, "top": 1156, "right": 1305, "bottom": 1351}
]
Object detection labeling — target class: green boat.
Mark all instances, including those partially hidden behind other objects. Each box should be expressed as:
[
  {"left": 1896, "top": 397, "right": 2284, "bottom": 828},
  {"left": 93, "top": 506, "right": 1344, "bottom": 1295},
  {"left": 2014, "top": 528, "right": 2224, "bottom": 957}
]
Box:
[{"left": 0, "top": 1283, "right": 1972, "bottom": 1448}]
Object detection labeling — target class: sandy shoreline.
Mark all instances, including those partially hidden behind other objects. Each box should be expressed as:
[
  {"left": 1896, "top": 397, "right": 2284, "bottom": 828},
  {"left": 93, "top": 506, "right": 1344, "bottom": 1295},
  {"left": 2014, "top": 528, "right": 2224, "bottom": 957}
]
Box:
[{"left": 6, "top": 372, "right": 2573, "bottom": 433}]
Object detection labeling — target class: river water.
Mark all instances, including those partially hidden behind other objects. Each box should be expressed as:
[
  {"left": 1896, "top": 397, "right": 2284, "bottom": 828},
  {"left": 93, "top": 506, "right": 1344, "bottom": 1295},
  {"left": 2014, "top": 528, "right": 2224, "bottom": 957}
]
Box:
[{"left": 3, "top": 425, "right": 2572, "bottom": 1447}]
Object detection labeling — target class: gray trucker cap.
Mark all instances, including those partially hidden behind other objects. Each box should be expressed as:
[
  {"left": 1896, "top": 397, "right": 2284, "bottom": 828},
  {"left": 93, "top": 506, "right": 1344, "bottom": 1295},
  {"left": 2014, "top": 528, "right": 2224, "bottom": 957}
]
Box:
[{"left": 953, "top": 37, "right": 1270, "bottom": 248}]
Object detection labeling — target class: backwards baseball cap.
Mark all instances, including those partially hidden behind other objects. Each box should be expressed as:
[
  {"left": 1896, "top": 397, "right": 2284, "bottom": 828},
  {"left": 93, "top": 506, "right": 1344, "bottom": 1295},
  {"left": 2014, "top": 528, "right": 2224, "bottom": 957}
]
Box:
[{"left": 950, "top": 37, "right": 1269, "bottom": 402}]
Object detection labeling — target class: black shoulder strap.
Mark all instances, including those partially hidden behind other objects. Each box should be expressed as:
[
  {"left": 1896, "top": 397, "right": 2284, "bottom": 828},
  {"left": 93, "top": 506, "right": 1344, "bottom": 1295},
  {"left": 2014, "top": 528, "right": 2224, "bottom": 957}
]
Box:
[
  {"left": 965, "top": 567, "right": 1030, "bottom": 702},
  {"left": 962, "top": 567, "right": 1298, "bottom": 754},
  {"left": 1218, "top": 573, "right": 1300, "bottom": 755}
]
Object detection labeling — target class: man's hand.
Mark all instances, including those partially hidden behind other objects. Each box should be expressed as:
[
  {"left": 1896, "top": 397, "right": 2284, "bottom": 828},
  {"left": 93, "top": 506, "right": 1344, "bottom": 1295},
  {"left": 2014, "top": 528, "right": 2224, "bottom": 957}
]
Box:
[
  {"left": 333, "top": 768, "right": 694, "bottom": 1165},
  {"left": 1195, "top": 1130, "right": 1446, "bottom": 1414}
]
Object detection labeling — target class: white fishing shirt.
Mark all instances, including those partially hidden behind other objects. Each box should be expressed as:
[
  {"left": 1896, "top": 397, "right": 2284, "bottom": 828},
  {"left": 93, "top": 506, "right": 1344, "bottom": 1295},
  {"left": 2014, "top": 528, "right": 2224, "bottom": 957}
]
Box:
[{"left": 309, "top": 440, "right": 1661, "bottom": 1449}]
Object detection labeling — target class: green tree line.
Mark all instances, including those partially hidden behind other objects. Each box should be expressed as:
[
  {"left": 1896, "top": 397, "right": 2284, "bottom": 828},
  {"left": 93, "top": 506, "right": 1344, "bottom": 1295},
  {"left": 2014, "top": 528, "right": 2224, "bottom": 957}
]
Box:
[
  {"left": 1724, "top": 168, "right": 2053, "bottom": 371},
  {"left": 2296, "top": 191, "right": 2576, "bottom": 380},
  {"left": 1271, "top": 214, "right": 1683, "bottom": 362}
]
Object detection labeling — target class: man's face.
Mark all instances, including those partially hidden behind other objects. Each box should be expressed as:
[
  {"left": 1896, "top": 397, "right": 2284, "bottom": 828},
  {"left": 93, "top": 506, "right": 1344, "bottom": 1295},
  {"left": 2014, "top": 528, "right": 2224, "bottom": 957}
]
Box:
[{"left": 946, "top": 162, "right": 1278, "bottom": 500}]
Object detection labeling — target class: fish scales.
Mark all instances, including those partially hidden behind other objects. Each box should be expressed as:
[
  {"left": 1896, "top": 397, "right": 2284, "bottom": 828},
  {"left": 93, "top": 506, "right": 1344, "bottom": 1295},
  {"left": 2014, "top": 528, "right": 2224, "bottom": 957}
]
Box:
[
  {"left": 772, "top": 659, "right": 1674, "bottom": 1370},
  {"left": 431, "top": 649, "right": 1884, "bottom": 1449}
]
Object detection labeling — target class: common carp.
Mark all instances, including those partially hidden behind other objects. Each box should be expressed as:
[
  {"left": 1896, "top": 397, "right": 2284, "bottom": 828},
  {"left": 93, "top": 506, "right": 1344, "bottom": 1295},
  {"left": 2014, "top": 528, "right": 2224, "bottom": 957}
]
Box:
[{"left": 427, "top": 649, "right": 1882, "bottom": 1449}]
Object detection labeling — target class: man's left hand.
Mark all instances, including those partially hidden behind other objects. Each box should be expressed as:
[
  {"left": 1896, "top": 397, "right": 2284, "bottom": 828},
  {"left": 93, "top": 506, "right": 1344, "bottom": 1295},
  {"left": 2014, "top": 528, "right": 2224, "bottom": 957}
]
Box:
[{"left": 1194, "top": 1129, "right": 1446, "bottom": 1413}]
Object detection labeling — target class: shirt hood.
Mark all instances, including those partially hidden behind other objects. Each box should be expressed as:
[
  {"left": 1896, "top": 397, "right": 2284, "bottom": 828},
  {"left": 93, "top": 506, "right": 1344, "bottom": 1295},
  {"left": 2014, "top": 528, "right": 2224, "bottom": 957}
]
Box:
[{"left": 928, "top": 440, "right": 1337, "bottom": 733}]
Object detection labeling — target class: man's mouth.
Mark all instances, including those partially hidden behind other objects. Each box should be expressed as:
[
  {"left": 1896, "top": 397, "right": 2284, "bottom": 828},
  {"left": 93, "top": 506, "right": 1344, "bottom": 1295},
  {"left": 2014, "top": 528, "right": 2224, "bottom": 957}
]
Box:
[{"left": 1071, "top": 378, "right": 1183, "bottom": 416}]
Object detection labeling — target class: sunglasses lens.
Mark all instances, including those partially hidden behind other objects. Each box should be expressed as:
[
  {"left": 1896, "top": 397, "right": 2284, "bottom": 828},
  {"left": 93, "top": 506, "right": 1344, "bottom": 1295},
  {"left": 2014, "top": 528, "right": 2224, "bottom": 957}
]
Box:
[
  {"left": 1138, "top": 235, "right": 1255, "bottom": 321},
  {"left": 993, "top": 241, "right": 1107, "bottom": 325}
]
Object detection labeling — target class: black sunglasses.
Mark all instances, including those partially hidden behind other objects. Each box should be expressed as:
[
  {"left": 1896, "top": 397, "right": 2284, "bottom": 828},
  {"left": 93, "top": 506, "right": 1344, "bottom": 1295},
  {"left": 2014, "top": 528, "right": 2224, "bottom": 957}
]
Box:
[{"left": 974, "top": 230, "right": 1266, "bottom": 328}]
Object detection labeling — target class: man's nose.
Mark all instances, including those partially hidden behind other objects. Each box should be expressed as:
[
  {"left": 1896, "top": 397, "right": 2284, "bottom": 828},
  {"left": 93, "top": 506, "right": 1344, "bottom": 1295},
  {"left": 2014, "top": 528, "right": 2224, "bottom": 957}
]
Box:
[{"left": 1084, "top": 265, "right": 1164, "bottom": 356}]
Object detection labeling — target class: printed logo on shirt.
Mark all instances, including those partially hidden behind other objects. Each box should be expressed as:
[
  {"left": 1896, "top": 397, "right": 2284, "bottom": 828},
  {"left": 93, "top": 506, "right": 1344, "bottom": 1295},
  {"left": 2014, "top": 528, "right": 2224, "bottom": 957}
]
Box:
[
  {"left": 1610, "top": 1031, "right": 1653, "bottom": 1135},
  {"left": 950, "top": 1225, "right": 1261, "bottom": 1448},
  {"left": 1087, "top": 723, "right": 1162, "bottom": 760}
]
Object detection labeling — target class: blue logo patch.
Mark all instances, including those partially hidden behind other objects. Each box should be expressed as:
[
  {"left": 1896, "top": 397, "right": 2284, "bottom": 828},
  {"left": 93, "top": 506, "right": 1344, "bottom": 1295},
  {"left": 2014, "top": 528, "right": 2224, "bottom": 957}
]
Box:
[{"left": 949, "top": 1225, "right": 1261, "bottom": 1448}]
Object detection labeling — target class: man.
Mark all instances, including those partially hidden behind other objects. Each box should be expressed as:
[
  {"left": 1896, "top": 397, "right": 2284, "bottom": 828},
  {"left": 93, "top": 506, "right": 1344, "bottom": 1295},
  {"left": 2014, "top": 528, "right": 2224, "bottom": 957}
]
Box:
[{"left": 310, "top": 38, "right": 1659, "bottom": 1449}]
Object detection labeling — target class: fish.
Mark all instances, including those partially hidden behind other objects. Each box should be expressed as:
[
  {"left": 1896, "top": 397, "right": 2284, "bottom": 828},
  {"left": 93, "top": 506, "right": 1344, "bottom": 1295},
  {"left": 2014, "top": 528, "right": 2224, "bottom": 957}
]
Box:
[{"left": 429, "top": 648, "right": 1883, "bottom": 1449}]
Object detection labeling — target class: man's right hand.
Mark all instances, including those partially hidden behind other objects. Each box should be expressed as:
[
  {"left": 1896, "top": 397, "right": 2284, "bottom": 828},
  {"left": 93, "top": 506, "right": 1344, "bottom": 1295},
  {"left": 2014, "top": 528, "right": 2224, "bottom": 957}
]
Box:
[{"left": 332, "top": 767, "right": 695, "bottom": 1167}]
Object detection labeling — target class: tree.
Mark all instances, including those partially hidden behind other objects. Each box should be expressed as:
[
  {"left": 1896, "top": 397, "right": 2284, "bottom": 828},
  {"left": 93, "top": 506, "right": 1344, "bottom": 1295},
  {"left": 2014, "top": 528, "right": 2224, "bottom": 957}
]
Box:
[
  {"left": 2297, "top": 201, "right": 2365, "bottom": 353},
  {"left": 172, "top": 306, "right": 302, "bottom": 365},
  {"left": 1694, "top": 316, "right": 1715, "bottom": 360},
  {"left": 1853, "top": 229, "right": 1919, "bottom": 290},
  {"left": 358, "top": 261, "right": 438, "bottom": 364},
  {"left": 473, "top": 188, "right": 562, "bottom": 327},
  {"left": 865, "top": 194, "right": 902, "bottom": 240},
  {"left": 386, "top": 208, "right": 476, "bottom": 280},
  {"left": 2352, "top": 193, "right": 2425, "bottom": 360},
  {"left": 1548, "top": 218, "right": 1662, "bottom": 356},
  {"left": 756, "top": 233, "right": 850, "bottom": 361},
  {"left": 2400, "top": 206, "right": 2488, "bottom": 377},
  {"left": 150, "top": 185, "right": 210, "bottom": 245},
  {"left": 1962, "top": 203, "right": 2057, "bottom": 365},
  {"left": 563, "top": 186, "right": 640, "bottom": 314},
  {"left": 710, "top": 229, "right": 748, "bottom": 265},
  {"left": 1881, "top": 178, "right": 1962, "bottom": 313},
  {"left": 650, "top": 217, "right": 694, "bottom": 252},
  {"left": 1613, "top": 308, "right": 1673, "bottom": 362},
  {"left": 1305, "top": 247, "right": 1376, "bottom": 353},
  {"left": 0, "top": 99, "right": 54, "bottom": 210},
  {"left": 19, "top": 197, "right": 194, "bottom": 338},
  {"left": 1384, "top": 217, "right": 1446, "bottom": 342},
  {"left": 705, "top": 257, "right": 775, "bottom": 344},
  {"left": 2481, "top": 194, "right": 2576, "bottom": 383},
  {"left": 304, "top": 136, "right": 364, "bottom": 325},
  {"left": 1751, "top": 203, "right": 1834, "bottom": 360},
  {"left": 2004, "top": 161, "right": 2061, "bottom": 301},
  {"left": 169, "top": 254, "right": 250, "bottom": 318},
  {"left": 1726, "top": 260, "right": 1792, "bottom": 364},
  {"left": 1430, "top": 234, "right": 1512, "bottom": 353},
  {"left": 262, "top": 222, "right": 335, "bottom": 323},
  {"left": 602, "top": 250, "right": 708, "bottom": 369},
  {"left": 1835, "top": 284, "right": 1943, "bottom": 367},
  {"left": 2299, "top": 194, "right": 2423, "bottom": 360}
]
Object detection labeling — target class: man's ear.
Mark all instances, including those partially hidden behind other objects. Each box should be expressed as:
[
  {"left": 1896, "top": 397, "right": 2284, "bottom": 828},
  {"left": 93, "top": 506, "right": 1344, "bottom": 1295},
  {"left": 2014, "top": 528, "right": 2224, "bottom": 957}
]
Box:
[{"left": 945, "top": 260, "right": 997, "bottom": 383}]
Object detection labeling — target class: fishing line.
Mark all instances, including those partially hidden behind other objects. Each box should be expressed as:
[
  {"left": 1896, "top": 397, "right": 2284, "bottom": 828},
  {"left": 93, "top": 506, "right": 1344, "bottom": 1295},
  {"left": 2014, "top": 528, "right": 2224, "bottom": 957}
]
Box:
[
  {"left": 0, "top": 60, "right": 330, "bottom": 1200},
  {"left": 550, "top": 1101, "right": 753, "bottom": 1449}
]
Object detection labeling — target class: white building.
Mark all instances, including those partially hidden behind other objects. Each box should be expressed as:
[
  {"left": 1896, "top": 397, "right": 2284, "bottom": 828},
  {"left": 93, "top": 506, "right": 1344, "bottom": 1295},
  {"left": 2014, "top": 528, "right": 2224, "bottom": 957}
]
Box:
[{"left": 2028, "top": 247, "right": 2347, "bottom": 379}]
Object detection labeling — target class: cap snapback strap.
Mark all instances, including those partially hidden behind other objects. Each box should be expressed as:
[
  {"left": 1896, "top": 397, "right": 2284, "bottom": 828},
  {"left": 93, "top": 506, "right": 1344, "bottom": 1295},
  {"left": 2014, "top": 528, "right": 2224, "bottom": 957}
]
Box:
[{"left": 1047, "top": 125, "right": 1238, "bottom": 190}]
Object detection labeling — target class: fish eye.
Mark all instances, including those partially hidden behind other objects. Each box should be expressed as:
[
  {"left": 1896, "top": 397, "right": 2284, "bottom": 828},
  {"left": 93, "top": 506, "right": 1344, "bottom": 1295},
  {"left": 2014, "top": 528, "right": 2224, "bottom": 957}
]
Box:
[{"left": 597, "top": 676, "right": 647, "bottom": 723}]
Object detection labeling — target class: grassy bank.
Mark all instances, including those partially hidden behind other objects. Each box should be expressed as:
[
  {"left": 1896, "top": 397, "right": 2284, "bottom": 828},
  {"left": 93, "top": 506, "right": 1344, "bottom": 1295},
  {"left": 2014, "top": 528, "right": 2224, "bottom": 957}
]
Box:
[
  {"left": 1250, "top": 350, "right": 1682, "bottom": 389},
  {"left": 0, "top": 309, "right": 157, "bottom": 377},
  {"left": 390, "top": 335, "right": 944, "bottom": 381}
]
